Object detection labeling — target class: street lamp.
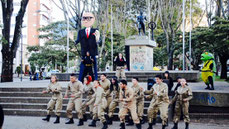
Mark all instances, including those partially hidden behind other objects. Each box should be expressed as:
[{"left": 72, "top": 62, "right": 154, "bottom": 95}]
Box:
[
  {"left": 189, "top": 0, "right": 192, "bottom": 70},
  {"left": 20, "top": 25, "right": 26, "bottom": 81},
  {"left": 182, "top": 0, "right": 186, "bottom": 71}
]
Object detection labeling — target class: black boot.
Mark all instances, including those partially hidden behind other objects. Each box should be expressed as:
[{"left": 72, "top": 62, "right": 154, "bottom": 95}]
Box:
[
  {"left": 147, "top": 123, "right": 153, "bottom": 129},
  {"left": 65, "top": 118, "right": 74, "bottom": 124},
  {"left": 205, "top": 84, "right": 210, "bottom": 90},
  {"left": 105, "top": 114, "right": 109, "bottom": 119},
  {"left": 83, "top": 114, "right": 87, "bottom": 121},
  {"left": 107, "top": 117, "right": 113, "bottom": 125},
  {"left": 140, "top": 118, "right": 145, "bottom": 124},
  {"left": 42, "top": 115, "right": 51, "bottom": 122},
  {"left": 136, "top": 123, "right": 142, "bottom": 129},
  {"left": 102, "top": 121, "right": 108, "bottom": 129},
  {"left": 77, "top": 119, "right": 84, "bottom": 126},
  {"left": 208, "top": 76, "right": 214, "bottom": 90},
  {"left": 209, "top": 85, "right": 214, "bottom": 90},
  {"left": 126, "top": 119, "right": 134, "bottom": 126},
  {"left": 162, "top": 124, "right": 166, "bottom": 129},
  {"left": 205, "top": 86, "right": 210, "bottom": 89},
  {"left": 53, "top": 115, "right": 60, "bottom": 124},
  {"left": 172, "top": 123, "right": 178, "bottom": 129},
  {"left": 88, "top": 120, "right": 96, "bottom": 127},
  {"left": 120, "top": 122, "right": 126, "bottom": 129},
  {"left": 152, "top": 118, "right": 156, "bottom": 125},
  {"left": 185, "top": 122, "right": 189, "bottom": 129}
]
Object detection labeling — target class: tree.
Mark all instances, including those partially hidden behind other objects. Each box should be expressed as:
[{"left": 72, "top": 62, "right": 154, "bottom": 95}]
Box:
[
  {"left": 98, "top": 32, "right": 125, "bottom": 70},
  {"left": 185, "top": 27, "right": 211, "bottom": 70},
  {"left": 1, "top": 0, "right": 29, "bottom": 82},
  {"left": 27, "top": 21, "right": 78, "bottom": 72},
  {"left": 210, "top": 17, "right": 229, "bottom": 79},
  {"left": 157, "top": 0, "right": 203, "bottom": 70}
]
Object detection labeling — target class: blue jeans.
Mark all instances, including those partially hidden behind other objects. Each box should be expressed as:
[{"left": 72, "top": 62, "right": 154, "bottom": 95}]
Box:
[{"left": 78, "top": 56, "right": 98, "bottom": 82}]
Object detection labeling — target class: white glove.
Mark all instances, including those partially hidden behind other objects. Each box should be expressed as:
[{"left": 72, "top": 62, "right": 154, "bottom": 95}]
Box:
[{"left": 94, "top": 30, "right": 100, "bottom": 42}]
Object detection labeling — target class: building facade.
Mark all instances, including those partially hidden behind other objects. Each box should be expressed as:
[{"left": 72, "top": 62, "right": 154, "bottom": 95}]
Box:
[{"left": 0, "top": 0, "right": 53, "bottom": 75}]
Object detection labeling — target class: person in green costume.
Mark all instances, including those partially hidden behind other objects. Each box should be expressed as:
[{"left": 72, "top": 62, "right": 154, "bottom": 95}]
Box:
[{"left": 201, "top": 52, "right": 216, "bottom": 90}]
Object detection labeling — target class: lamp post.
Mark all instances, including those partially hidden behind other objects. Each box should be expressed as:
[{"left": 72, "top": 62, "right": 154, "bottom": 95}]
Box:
[
  {"left": 20, "top": 25, "right": 26, "bottom": 81},
  {"left": 182, "top": 0, "right": 186, "bottom": 71},
  {"left": 20, "top": 30, "right": 23, "bottom": 81},
  {"left": 189, "top": 0, "right": 192, "bottom": 70},
  {"left": 111, "top": 3, "right": 113, "bottom": 71},
  {"left": 66, "top": 2, "right": 70, "bottom": 73}
]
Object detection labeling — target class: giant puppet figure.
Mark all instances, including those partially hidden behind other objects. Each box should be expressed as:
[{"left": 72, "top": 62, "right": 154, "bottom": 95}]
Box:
[
  {"left": 75, "top": 12, "right": 100, "bottom": 82},
  {"left": 201, "top": 52, "right": 216, "bottom": 90}
]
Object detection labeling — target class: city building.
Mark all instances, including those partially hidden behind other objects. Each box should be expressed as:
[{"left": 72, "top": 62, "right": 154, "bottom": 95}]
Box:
[{"left": 0, "top": 0, "right": 53, "bottom": 75}]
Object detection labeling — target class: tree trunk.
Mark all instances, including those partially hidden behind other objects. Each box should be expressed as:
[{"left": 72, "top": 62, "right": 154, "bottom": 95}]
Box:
[
  {"left": 167, "top": 49, "right": 174, "bottom": 70},
  {"left": 219, "top": 55, "right": 228, "bottom": 79},
  {"left": 1, "top": 0, "right": 29, "bottom": 82},
  {"left": 1, "top": 55, "right": 14, "bottom": 82}
]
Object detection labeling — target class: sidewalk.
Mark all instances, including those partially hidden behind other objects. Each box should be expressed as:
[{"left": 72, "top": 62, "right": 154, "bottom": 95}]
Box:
[
  {"left": 0, "top": 79, "right": 229, "bottom": 93},
  {"left": 2, "top": 116, "right": 229, "bottom": 129}
]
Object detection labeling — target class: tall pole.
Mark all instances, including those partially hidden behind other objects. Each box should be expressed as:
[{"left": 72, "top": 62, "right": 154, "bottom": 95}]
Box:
[
  {"left": 148, "top": 0, "right": 153, "bottom": 67},
  {"left": 111, "top": 3, "right": 113, "bottom": 71},
  {"left": 182, "top": 0, "right": 186, "bottom": 71},
  {"left": 21, "top": 29, "right": 23, "bottom": 81},
  {"left": 148, "top": 0, "right": 151, "bottom": 39},
  {"left": 189, "top": 0, "right": 192, "bottom": 70},
  {"left": 66, "top": 2, "right": 70, "bottom": 73}
]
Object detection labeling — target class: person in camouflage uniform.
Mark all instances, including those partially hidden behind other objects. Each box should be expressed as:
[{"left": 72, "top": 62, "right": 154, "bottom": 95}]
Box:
[{"left": 170, "top": 78, "right": 193, "bottom": 129}]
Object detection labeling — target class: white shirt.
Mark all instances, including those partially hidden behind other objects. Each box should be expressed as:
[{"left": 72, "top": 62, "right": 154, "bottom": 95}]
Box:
[{"left": 85, "top": 27, "right": 91, "bottom": 36}]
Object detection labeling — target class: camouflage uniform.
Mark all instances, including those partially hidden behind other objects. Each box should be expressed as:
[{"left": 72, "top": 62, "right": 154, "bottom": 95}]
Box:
[
  {"left": 100, "top": 79, "right": 112, "bottom": 110},
  {"left": 108, "top": 85, "right": 120, "bottom": 118},
  {"left": 131, "top": 84, "right": 144, "bottom": 121},
  {"left": 46, "top": 82, "right": 63, "bottom": 116},
  {"left": 171, "top": 85, "right": 193, "bottom": 123},
  {"left": 81, "top": 82, "right": 95, "bottom": 115},
  {"left": 145, "top": 82, "right": 169, "bottom": 125},
  {"left": 65, "top": 80, "right": 84, "bottom": 119},
  {"left": 91, "top": 86, "right": 107, "bottom": 123},
  {"left": 119, "top": 87, "right": 140, "bottom": 124}
]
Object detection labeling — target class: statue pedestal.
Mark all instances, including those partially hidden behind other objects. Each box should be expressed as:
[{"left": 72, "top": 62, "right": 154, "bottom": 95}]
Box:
[{"left": 125, "top": 35, "right": 156, "bottom": 71}]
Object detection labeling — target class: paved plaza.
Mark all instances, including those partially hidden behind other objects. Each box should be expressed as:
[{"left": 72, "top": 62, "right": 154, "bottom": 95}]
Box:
[
  {"left": 2, "top": 116, "right": 229, "bottom": 129},
  {"left": 1, "top": 77, "right": 229, "bottom": 129},
  {"left": 1, "top": 77, "right": 229, "bottom": 93}
]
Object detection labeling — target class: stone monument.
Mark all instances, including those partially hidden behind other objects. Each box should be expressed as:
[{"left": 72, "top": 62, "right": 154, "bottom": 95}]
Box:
[{"left": 125, "top": 36, "right": 156, "bottom": 71}]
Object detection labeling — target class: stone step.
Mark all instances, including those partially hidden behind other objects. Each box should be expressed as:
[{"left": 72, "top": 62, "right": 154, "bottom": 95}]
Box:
[
  {"left": 3, "top": 108, "right": 229, "bottom": 120},
  {"left": 0, "top": 102, "right": 150, "bottom": 114},
  {"left": 1, "top": 95, "right": 229, "bottom": 113},
  {"left": 0, "top": 92, "right": 53, "bottom": 97},
  {"left": 1, "top": 101, "right": 227, "bottom": 115},
  {"left": 0, "top": 97, "right": 151, "bottom": 106},
  {"left": 55, "top": 71, "right": 200, "bottom": 82},
  {"left": 0, "top": 88, "right": 46, "bottom": 92}
]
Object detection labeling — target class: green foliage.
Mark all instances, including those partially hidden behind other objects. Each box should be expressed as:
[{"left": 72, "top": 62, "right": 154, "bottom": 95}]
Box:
[
  {"left": 98, "top": 32, "right": 125, "bottom": 70},
  {"left": 27, "top": 21, "right": 78, "bottom": 71},
  {"left": 16, "top": 66, "right": 22, "bottom": 74},
  {"left": 153, "top": 47, "right": 168, "bottom": 67}
]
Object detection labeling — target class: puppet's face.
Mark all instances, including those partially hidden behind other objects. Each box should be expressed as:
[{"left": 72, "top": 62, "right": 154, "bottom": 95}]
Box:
[
  {"left": 201, "top": 52, "right": 214, "bottom": 61},
  {"left": 82, "top": 12, "right": 95, "bottom": 28}
]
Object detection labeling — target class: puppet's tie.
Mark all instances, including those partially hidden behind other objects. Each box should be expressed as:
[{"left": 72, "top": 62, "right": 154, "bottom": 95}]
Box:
[{"left": 86, "top": 29, "right": 89, "bottom": 38}]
